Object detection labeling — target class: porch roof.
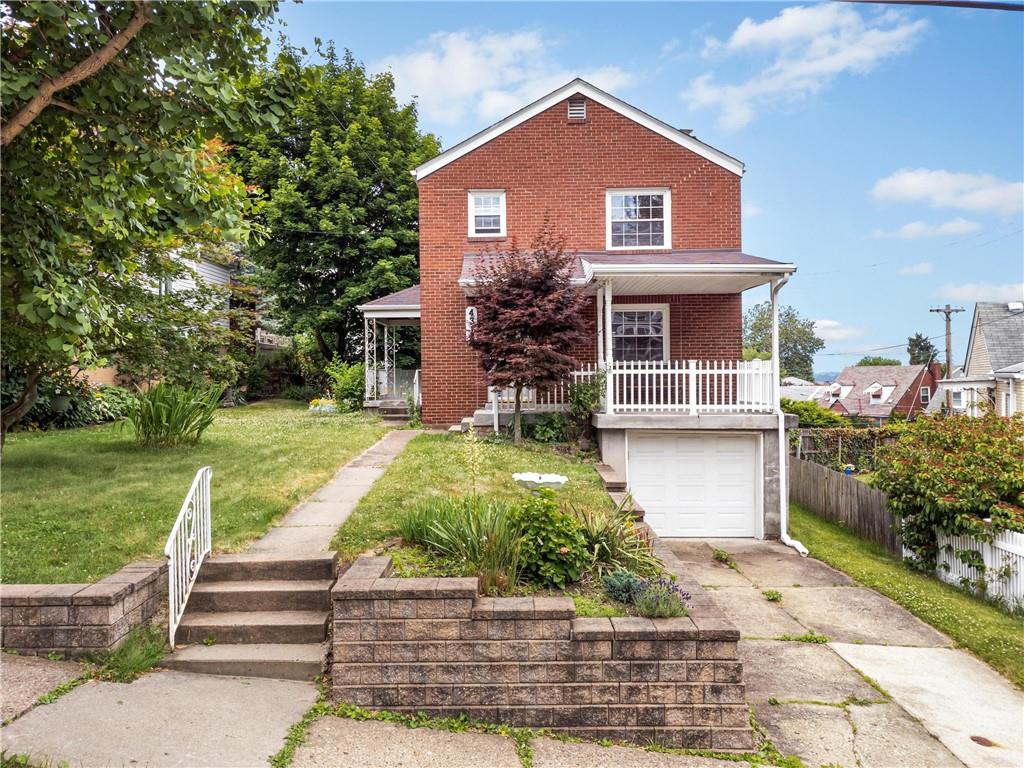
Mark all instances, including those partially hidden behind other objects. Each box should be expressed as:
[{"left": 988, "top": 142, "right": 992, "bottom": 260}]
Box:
[
  {"left": 357, "top": 285, "right": 421, "bottom": 320},
  {"left": 458, "top": 249, "right": 795, "bottom": 296}
]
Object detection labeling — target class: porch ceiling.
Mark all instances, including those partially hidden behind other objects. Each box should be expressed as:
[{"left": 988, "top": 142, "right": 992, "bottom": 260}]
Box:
[{"left": 582, "top": 272, "right": 780, "bottom": 295}]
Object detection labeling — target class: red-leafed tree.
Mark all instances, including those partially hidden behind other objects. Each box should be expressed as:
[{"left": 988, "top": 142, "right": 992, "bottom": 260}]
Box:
[{"left": 468, "top": 225, "right": 589, "bottom": 443}]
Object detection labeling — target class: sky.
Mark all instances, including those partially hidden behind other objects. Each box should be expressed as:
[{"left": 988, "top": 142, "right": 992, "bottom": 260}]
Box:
[{"left": 274, "top": 1, "right": 1024, "bottom": 376}]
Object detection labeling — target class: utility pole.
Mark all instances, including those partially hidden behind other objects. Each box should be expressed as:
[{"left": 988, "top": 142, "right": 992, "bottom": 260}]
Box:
[{"left": 930, "top": 304, "right": 965, "bottom": 411}]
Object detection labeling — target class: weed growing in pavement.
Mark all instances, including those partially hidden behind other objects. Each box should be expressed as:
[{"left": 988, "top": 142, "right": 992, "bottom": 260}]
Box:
[
  {"left": 762, "top": 589, "right": 782, "bottom": 602},
  {"left": 774, "top": 630, "right": 829, "bottom": 644},
  {"left": 713, "top": 548, "right": 739, "bottom": 570}
]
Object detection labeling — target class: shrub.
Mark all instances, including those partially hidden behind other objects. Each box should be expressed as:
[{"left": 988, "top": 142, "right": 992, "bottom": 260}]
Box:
[
  {"left": 281, "top": 384, "right": 320, "bottom": 402},
  {"left": 400, "top": 497, "right": 521, "bottom": 594},
  {"left": 634, "top": 577, "right": 691, "bottom": 618},
  {"left": 512, "top": 489, "right": 589, "bottom": 588},
  {"left": 781, "top": 397, "right": 847, "bottom": 427},
  {"left": 526, "top": 412, "right": 567, "bottom": 443},
  {"left": 0, "top": 372, "right": 136, "bottom": 430},
  {"left": 325, "top": 359, "right": 365, "bottom": 412},
  {"left": 567, "top": 375, "right": 606, "bottom": 443},
  {"left": 576, "top": 499, "right": 661, "bottom": 576},
  {"left": 875, "top": 412, "right": 1024, "bottom": 570},
  {"left": 125, "top": 383, "right": 225, "bottom": 447},
  {"left": 90, "top": 385, "right": 138, "bottom": 422},
  {"left": 601, "top": 569, "right": 644, "bottom": 604}
]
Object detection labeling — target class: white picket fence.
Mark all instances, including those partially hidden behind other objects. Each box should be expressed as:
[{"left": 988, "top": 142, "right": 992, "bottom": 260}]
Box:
[
  {"left": 164, "top": 466, "right": 213, "bottom": 649},
  {"left": 934, "top": 529, "right": 1024, "bottom": 609}
]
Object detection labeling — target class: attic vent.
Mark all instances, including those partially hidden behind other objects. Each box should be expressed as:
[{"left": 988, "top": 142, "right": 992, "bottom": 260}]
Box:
[
  {"left": 568, "top": 98, "right": 586, "bottom": 120},
  {"left": 1008, "top": 301, "right": 1024, "bottom": 312}
]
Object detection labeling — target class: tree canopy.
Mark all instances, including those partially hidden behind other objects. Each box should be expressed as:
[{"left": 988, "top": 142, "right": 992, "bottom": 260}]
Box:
[
  {"left": 467, "top": 226, "right": 590, "bottom": 442},
  {"left": 0, "top": 1, "right": 293, "bottom": 435},
  {"left": 232, "top": 46, "right": 440, "bottom": 362},
  {"left": 907, "top": 333, "right": 940, "bottom": 366},
  {"left": 743, "top": 303, "right": 824, "bottom": 381},
  {"left": 856, "top": 356, "right": 902, "bottom": 366}
]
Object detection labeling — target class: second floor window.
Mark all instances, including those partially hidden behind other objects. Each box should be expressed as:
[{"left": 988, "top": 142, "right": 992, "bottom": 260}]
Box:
[
  {"left": 920, "top": 386, "right": 930, "bottom": 404},
  {"left": 607, "top": 188, "right": 670, "bottom": 249},
  {"left": 468, "top": 191, "right": 506, "bottom": 237}
]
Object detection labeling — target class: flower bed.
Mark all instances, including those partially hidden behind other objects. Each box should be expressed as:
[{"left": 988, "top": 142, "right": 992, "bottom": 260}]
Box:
[{"left": 330, "top": 555, "right": 753, "bottom": 751}]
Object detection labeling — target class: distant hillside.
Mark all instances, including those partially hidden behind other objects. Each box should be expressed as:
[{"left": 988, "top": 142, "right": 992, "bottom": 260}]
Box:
[{"left": 814, "top": 371, "right": 839, "bottom": 383}]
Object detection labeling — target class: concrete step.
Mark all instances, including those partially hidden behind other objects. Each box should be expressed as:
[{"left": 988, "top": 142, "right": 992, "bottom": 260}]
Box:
[
  {"left": 176, "top": 610, "right": 328, "bottom": 645},
  {"left": 162, "top": 643, "right": 324, "bottom": 681},
  {"left": 595, "top": 463, "right": 626, "bottom": 492},
  {"left": 379, "top": 406, "right": 409, "bottom": 415},
  {"left": 198, "top": 553, "right": 337, "bottom": 583},
  {"left": 187, "top": 580, "right": 332, "bottom": 613}
]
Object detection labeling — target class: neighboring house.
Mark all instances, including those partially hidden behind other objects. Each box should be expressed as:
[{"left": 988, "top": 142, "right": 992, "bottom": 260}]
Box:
[
  {"left": 780, "top": 376, "right": 827, "bottom": 402},
  {"left": 358, "top": 79, "right": 800, "bottom": 541},
  {"left": 932, "top": 301, "right": 1024, "bottom": 416},
  {"left": 816, "top": 363, "right": 942, "bottom": 425}
]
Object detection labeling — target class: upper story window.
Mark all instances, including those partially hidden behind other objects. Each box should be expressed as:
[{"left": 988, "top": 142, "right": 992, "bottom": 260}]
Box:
[
  {"left": 920, "top": 386, "right": 930, "bottom": 404},
  {"left": 611, "top": 305, "right": 668, "bottom": 362},
  {"left": 606, "top": 188, "right": 671, "bottom": 250},
  {"left": 468, "top": 191, "right": 506, "bottom": 238}
]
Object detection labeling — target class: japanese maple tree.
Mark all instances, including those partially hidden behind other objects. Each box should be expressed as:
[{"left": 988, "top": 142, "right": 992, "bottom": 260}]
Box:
[{"left": 468, "top": 226, "right": 589, "bottom": 443}]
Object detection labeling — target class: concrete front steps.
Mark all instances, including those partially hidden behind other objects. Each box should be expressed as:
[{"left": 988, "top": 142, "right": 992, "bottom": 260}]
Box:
[{"left": 162, "top": 552, "right": 337, "bottom": 681}]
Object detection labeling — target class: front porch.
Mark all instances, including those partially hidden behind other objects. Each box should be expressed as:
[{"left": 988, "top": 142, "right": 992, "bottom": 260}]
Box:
[{"left": 357, "top": 285, "right": 421, "bottom": 410}]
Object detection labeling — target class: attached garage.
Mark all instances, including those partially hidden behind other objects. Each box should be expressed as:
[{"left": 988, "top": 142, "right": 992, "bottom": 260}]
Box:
[{"left": 627, "top": 432, "right": 760, "bottom": 538}]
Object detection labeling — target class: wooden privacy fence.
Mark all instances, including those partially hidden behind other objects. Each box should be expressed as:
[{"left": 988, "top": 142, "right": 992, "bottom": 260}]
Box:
[{"left": 789, "top": 456, "right": 900, "bottom": 555}]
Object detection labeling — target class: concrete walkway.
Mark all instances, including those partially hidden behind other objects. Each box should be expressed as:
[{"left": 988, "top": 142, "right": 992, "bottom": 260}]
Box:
[
  {"left": 665, "top": 539, "right": 1024, "bottom": 768},
  {"left": 248, "top": 430, "right": 421, "bottom": 553}
]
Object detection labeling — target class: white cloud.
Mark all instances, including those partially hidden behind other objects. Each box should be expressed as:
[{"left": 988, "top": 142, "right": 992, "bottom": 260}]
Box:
[
  {"left": 873, "top": 217, "right": 981, "bottom": 239},
  {"left": 898, "top": 261, "right": 934, "bottom": 276},
  {"left": 743, "top": 201, "right": 762, "bottom": 217},
  {"left": 684, "top": 5, "right": 927, "bottom": 130},
  {"left": 872, "top": 169, "right": 1024, "bottom": 216},
  {"left": 938, "top": 283, "right": 1024, "bottom": 303},
  {"left": 814, "top": 319, "right": 864, "bottom": 342},
  {"left": 375, "top": 30, "right": 634, "bottom": 126}
]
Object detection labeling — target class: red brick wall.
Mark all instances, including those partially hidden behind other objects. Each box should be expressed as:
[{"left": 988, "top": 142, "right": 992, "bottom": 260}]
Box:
[{"left": 418, "top": 97, "right": 743, "bottom": 424}]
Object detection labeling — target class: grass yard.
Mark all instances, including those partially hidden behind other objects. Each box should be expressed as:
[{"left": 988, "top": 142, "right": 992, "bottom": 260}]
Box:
[
  {"left": 331, "top": 432, "right": 611, "bottom": 562},
  {"left": 789, "top": 502, "right": 1024, "bottom": 688},
  {"left": 1, "top": 400, "right": 389, "bottom": 583}
]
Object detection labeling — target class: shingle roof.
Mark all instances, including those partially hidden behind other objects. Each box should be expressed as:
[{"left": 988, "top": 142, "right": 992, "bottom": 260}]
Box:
[
  {"left": 973, "top": 302, "right": 1024, "bottom": 372},
  {"left": 358, "top": 284, "right": 420, "bottom": 309},
  {"left": 818, "top": 364, "right": 925, "bottom": 418}
]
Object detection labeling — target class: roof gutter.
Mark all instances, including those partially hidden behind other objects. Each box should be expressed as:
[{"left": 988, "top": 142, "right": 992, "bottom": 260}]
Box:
[
  {"left": 771, "top": 274, "right": 807, "bottom": 557},
  {"left": 583, "top": 263, "right": 797, "bottom": 276}
]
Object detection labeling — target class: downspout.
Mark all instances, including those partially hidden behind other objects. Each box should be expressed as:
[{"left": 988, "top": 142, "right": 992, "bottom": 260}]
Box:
[{"left": 771, "top": 275, "right": 808, "bottom": 556}]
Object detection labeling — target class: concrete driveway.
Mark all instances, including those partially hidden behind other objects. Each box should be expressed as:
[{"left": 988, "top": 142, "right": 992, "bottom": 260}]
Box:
[{"left": 665, "top": 539, "right": 1024, "bottom": 768}]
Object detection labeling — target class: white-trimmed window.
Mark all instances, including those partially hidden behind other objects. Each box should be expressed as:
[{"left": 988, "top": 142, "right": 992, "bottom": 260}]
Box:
[
  {"left": 468, "top": 191, "right": 506, "bottom": 237},
  {"left": 952, "top": 390, "right": 963, "bottom": 408},
  {"left": 606, "top": 188, "right": 671, "bottom": 250},
  {"left": 920, "top": 386, "right": 930, "bottom": 404},
  {"left": 611, "top": 304, "right": 669, "bottom": 362}
]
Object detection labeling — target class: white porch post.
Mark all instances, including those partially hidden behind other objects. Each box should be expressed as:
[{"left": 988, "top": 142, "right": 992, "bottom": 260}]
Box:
[
  {"left": 604, "top": 279, "right": 614, "bottom": 413},
  {"left": 596, "top": 285, "right": 605, "bottom": 366},
  {"left": 770, "top": 282, "right": 781, "bottom": 407},
  {"left": 363, "top": 315, "right": 372, "bottom": 401}
]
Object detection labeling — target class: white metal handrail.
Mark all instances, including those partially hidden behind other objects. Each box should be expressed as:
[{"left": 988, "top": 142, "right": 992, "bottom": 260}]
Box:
[{"left": 164, "top": 466, "right": 212, "bottom": 649}]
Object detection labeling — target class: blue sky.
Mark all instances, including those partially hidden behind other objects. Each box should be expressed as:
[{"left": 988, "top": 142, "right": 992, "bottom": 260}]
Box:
[{"left": 275, "top": 1, "right": 1023, "bottom": 375}]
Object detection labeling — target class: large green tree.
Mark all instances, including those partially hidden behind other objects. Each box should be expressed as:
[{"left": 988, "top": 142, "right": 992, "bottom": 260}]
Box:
[
  {"left": 743, "top": 302, "right": 824, "bottom": 381},
  {"left": 0, "top": 1, "right": 293, "bottom": 436},
  {"left": 233, "top": 46, "right": 440, "bottom": 362},
  {"left": 856, "top": 355, "right": 901, "bottom": 366},
  {"left": 907, "top": 332, "right": 940, "bottom": 366}
]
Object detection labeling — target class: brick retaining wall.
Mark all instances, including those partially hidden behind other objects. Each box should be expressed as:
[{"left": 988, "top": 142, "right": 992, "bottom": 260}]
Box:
[
  {"left": 0, "top": 560, "right": 167, "bottom": 658},
  {"left": 331, "top": 556, "right": 753, "bottom": 751}
]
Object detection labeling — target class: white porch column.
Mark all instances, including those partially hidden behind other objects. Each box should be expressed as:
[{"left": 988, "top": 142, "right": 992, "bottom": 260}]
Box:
[
  {"left": 596, "top": 284, "right": 605, "bottom": 366},
  {"left": 770, "top": 281, "right": 782, "bottom": 407},
  {"left": 604, "top": 279, "right": 614, "bottom": 412},
  {"left": 363, "top": 315, "right": 372, "bottom": 400}
]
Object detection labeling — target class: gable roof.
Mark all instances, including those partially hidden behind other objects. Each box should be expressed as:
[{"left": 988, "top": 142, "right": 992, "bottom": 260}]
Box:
[
  {"left": 963, "top": 301, "right": 1024, "bottom": 374},
  {"left": 818, "top": 364, "right": 926, "bottom": 418},
  {"left": 413, "top": 79, "right": 744, "bottom": 181}
]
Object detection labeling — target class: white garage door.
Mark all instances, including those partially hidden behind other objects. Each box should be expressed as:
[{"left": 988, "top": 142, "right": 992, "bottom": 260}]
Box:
[{"left": 627, "top": 432, "right": 758, "bottom": 537}]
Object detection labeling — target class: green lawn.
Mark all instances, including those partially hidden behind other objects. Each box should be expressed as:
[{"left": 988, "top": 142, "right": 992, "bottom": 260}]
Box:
[
  {"left": 789, "top": 503, "right": 1024, "bottom": 688},
  {"left": 1, "top": 401, "right": 389, "bottom": 583},
  {"left": 331, "top": 433, "right": 611, "bottom": 562}
]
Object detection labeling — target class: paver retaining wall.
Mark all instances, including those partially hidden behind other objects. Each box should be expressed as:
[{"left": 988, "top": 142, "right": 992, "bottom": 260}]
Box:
[
  {"left": 331, "top": 555, "right": 753, "bottom": 751},
  {"left": 0, "top": 560, "right": 166, "bottom": 658}
]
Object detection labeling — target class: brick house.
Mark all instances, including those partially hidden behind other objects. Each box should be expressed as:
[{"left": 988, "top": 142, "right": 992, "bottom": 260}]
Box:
[
  {"left": 359, "top": 79, "right": 801, "bottom": 544},
  {"left": 816, "top": 363, "right": 943, "bottom": 425}
]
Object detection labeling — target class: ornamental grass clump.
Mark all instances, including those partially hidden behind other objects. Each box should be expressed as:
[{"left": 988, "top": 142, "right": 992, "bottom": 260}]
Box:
[
  {"left": 601, "top": 569, "right": 644, "bottom": 604},
  {"left": 125, "top": 383, "right": 224, "bottom": 447},
  {"left": 399, "top": 497, "right": 521, "bottom": 594},
  {"left": 575, "top": 496, "right": 661, "bottom": 576}
]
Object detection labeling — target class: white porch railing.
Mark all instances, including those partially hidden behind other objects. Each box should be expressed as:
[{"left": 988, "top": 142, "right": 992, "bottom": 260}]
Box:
[
  {"left": 934, "top": 529, "right": 1024, "bottom": 609},
  {"left": 164, "top": 466, "right": 212, "bottom": 649},
  {"left": 413, "top": 369, "right": 422, "bottom": 407},
  {"left": 608, "top": 359, "right": 773, "bottom": 414}
]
